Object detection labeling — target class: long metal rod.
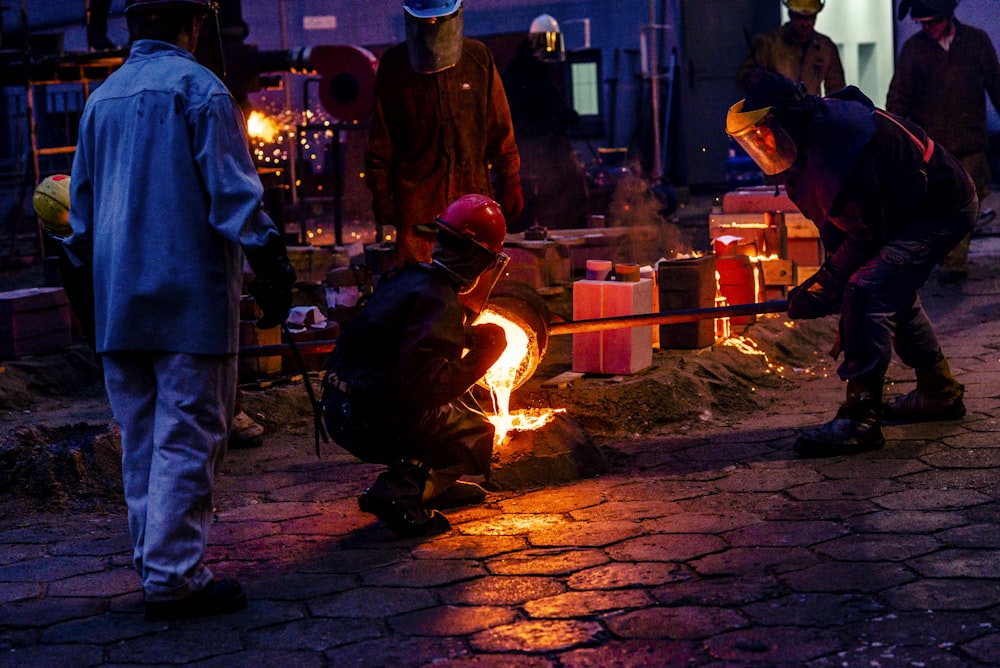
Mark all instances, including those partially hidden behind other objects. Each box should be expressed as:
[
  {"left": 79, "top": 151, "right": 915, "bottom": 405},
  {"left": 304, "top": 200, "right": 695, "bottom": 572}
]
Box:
[
  {"left": 238, "top": 300, "right": 790, "bottom": 356},
  {"left": 547, "top": 299, "right": 789, "bottom": 336}
]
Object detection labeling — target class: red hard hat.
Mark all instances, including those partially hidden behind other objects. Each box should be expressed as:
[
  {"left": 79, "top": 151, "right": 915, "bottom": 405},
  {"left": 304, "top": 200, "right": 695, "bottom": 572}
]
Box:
[
  {"left": 125, "top": 0, "right": 214, "bottom": 14},
  {"left": 435, "top": 194, "right": 506, "bottom": 254}
]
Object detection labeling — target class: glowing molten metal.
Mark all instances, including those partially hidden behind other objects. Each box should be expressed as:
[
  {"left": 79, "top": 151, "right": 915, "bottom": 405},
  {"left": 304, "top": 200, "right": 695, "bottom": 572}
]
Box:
[{"left": 475, "top": 309, "right": 563, "bottom": 446}]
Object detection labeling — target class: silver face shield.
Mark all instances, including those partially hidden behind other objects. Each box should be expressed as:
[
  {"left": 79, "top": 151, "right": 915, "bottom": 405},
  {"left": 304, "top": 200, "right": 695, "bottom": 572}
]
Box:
[{"left": 405, "top": 6, "right": 464, "bottom": 74}]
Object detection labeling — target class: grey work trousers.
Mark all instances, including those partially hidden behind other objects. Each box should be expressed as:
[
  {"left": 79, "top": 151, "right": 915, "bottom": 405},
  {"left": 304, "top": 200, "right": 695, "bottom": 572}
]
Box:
[
  {"left": 103, "top": 351, "right": 237, "bottom": 602},
  {"left": 838, "top": 197, "right": 978, "bottom": 382}
]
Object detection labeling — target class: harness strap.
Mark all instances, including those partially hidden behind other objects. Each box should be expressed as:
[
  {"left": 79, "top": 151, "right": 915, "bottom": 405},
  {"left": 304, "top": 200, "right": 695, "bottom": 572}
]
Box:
[{"left": 876, "top": 109, "right": 934, "bottom": 163}]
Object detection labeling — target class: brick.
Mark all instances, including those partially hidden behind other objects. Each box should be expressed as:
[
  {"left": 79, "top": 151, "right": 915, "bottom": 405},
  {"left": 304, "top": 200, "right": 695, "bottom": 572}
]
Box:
[{"left": 0, "top": 287, "right": 72, "bottom": 359}]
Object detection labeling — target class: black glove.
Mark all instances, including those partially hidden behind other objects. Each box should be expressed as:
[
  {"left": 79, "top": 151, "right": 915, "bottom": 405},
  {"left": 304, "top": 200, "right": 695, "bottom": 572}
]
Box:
[
  {"left": 465, "top": 323, "right": 507, "bottom": 371},
  {"left": 246, "top": 235, "right": 296, "bottom": 329},
  {"left": 787, "top": 266, "right": 844, "bottom": 320}
]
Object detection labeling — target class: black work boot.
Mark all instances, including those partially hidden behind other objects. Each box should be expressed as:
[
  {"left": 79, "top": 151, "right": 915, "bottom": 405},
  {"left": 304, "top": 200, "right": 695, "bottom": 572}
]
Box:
[
  {"left": 794, "top": 378, "right": 886, "bottom": 458},
  {"left": 883, "top": 358, "right": 966, "bottom": 424},
  {"left": 358, "top": 461, "right": 451, "bottom": 537}
]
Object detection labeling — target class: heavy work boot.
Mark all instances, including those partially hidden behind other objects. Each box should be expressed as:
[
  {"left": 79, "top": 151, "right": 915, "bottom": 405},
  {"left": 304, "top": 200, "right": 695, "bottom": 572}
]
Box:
[
  {"left": 358, "top": 461, "right": 451, "bottom": 537},
  {"left": 883, "top": 358, "right": 966, "bottom": 424},
  {"left": 794, "top": 378, "right": 886, "bottom": 458}
]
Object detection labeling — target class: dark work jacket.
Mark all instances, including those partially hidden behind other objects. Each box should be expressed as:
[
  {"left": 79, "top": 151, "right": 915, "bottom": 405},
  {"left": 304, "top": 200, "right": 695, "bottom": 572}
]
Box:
[
  {"left": 886, "top": 20, "right": 1000, "bottom": 156},
  {"left": 785, "top": 88, "right": 976, "bottom": 281},
  {"left": 329, "top": 264, "right": 470, "bottom": 414},
  {"left": 364, "top": 38, "right": 521, "bottom": 234}
]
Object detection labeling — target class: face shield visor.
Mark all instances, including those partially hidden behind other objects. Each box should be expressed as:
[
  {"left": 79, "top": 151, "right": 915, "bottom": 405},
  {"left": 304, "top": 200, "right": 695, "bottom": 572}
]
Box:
[
  {"left": 404, "top": 6, "right": 464, "bottom": 74},
  {"left": 431, "top": 221, "right": 510, "bottom": 316},
  {"left": 726, "top": 100, "right": 798, "bottom": 175}
]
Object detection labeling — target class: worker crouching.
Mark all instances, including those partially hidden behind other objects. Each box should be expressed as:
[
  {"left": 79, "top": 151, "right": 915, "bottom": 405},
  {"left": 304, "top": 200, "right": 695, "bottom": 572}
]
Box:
[
  {"left": 322, "top": 195, "right": 510, "bottom": 536},
  {"left": 726, "top": 73, "right": 977, "bottom": 457}
]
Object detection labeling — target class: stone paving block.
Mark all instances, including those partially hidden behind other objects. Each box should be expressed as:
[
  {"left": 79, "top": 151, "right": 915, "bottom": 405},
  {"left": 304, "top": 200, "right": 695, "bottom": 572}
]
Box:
[
  {"left": 46, "top": 566, "right": 137, "bottom": 598},
  {"left": 185, "top": 649, "right": 326, "bottom": 668},
  {"left": 604, "top": 605, "right": 747, "bottom": 640},
  {"left": 907, "top": 549, "right": 1000, "bottom": 578},
  {"left": 0, "top": 555, "right": 106, "bottom": 583},
  {"left": 439, "top": 575, "right": 565, "bottom": 606},
  {"left": 243, "top": 616, "right": 380, "bottom": 652},
  {"left": 0, "top": 581, "right": 41, "bottom": 604},
  {"left": 841, "top": 609, "right": 992, "bottom": 648},
  {"left": 104, "top": 628, "right": 243, "bottom": 664},
  {"left": 469, "top": 619, "right": 603, "bottom": 653},
  {"left": 484, "top": 548, "right": 610, "bottom": 576},
  {"left": 785, "top": 478, "right": 907, "bottom": 501},
  {"left": 962, "top": 632, "right": 1000, "bottom": 665},
  {"left": 741, "top": 592, "right": 884, "bottom": 627},
  {"left": 388, "top": 604, "right": 518, "bottom": 636},
  {"left": 814, "top": 533, "right": 940, "bottom": 561},
  {"left": 565, "top": 561, "right": 688, "bottom": 590},
  {"left": 309, "top": 586, "right": 436, "bottom": 619},
  {"left": 322, "top": 636, "right": 467, "bottom": 667},
  {"left": 873, "top": 488, "right": 993, "bottom": 511},
  {"left": 0, "top": 596, "right": 106, "bottom": 629},
  {"left": 522, "top": 589, "right": 653, "bottom": 619},
  {"left": 37, "top": 611, "right": 152, "bottom": 645},
  {"left": 559, "top": 639, "right": 697, "bottom": 668},
  {"left": 299, "top": 547, "right": 412, "bottom": 574},
  {"left": 604, "top": 533, "right": 727, "bottom": 562},
  {"left": 527, "top": 519, "right": 643, "bottom": 548},
  {"left": 0, "top": 643, "right": 104, "bottom": 668},
  {"left": 702, "top": 625, "right": 842, "bottom": 663},
  {"left": 0, "top": 543, "right": 45, "bottom": 567},
  {"left": 808, "top": 642, "right": 969, "bottom": 666},
  {"left": 458, "top": 513, "right": 564, "bottom": 537},
  {"left": 641, "top": 510, "right": 760, "bottom": 534},
  {"left": 713, "top": 464, "right": 823, "bottom": 492},
  {"left": 566, "top": 499, "right": 684, "bottom": 521},
  {"left": 779, "top": 560, "right": 915, "bottom": 593},
  {"left": 652, "top": 576, "right": 785, "bottom": 607},
  {"left": 847, "top": 509, "right": 967, "bottom": 533},
  {"left": 207, "top": 520, "right": 281, "bottom": 546},
  {"left": 724, "top": 519, "right": 846, "bottom": 547},
  {"left": 935, "top": 523, "right": 1000, "bottom": 548},
  {"left": 361, "top": 559, "right": 484, "bottom": 588},
  {"left": 690, "top": 546, "right": 818, "bottom": 576},
  {"left": 410, "top": 535, "right": 528, "bottom": 561},
  {"left": 247, "top": 572, "right": 357, "bottom": 601}
]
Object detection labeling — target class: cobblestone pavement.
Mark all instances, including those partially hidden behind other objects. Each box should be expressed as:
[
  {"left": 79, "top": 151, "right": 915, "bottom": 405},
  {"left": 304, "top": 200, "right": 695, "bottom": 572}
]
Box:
[{"left": 3, "top": 204, "right": 1000, "bottom": 666}]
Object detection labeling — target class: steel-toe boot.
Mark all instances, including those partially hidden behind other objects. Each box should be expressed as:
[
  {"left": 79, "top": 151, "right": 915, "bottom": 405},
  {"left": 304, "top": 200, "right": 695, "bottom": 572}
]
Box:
[
  {"left": 359, "top": 461, "right": 451, "bottom": 537},
  {"left": 884, "top": 358, "right": 965, "bottom": 423},
  {"left": 794, "top": 377, "right": 885, "bottom": 457}
]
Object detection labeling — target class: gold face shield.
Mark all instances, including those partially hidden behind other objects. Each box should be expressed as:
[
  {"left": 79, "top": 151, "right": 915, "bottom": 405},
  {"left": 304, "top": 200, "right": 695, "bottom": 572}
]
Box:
[{"left": 726, "top": 100, "right": 798, "bottom": 175}]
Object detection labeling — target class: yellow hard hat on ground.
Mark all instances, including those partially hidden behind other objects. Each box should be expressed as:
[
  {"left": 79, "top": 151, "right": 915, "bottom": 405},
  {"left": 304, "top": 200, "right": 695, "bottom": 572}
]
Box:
[
  {"left": 32, "top": 174, "right": 73, "bottom": 238},
  {"left": 784, "top": 0, "right": 825, "bottom": 15}
]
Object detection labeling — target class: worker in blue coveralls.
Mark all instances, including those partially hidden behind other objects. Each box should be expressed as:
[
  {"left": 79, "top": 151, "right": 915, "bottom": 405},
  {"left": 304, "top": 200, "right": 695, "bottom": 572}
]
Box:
[{"left": 64, "top": 0, "right": 295, "bottom": 621}]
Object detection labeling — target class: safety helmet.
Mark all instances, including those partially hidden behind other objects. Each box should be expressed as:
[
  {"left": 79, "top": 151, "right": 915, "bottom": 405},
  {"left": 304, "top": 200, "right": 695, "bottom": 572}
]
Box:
[
  {"left": 529, "top": 14, "right": 565, "bottom": 62},
  {"left": 124, "top": 0, "right": 214, "bottom": 13},
  {"left": 432, "top": 194, "right": 510, "bottom": 314},
  {"left": 726, "top": 100, "right": 799, "bottom": 175},
  {"left": 32, "top": 174, "right": 73, "bottom": 239},
  {"left": 403, "top": 0, "right": 461, "bottom": 19},
  {"left": 897, "top": 0, "right": 958, "bottom": 20},
  {"left": 783, "top": 0, "right": 825, "bottom": 15},
  {"left": 403, "top": 0, "right": 463, "bottom": 73}
]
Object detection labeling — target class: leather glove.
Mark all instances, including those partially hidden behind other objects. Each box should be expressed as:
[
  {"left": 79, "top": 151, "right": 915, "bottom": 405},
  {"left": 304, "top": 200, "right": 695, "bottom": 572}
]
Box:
[
  {"left": 787, "top": 266, "right": 844, "bottom": 320},
  {"left": 501, "top": 182, "right": 524, "bottom": 227},
  {"left": 465, "top": 322, "right": 507, "bottom": 368},
  {"left": 246, "top": 235, "right": 297, "bottom": 329}
]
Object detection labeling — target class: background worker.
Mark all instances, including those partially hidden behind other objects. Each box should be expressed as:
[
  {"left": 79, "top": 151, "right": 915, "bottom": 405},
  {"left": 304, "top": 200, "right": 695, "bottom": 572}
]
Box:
[
  {"left": 726, "top": 72, "right": 977, "bottom": 458},
  {"left": 322, "top": 195, "right": 509, "bottom": 538},
  {"left": 737, "top": 0, "right": 846, "bottom": 96},
  {"left": 364, "top": 0, "right": 523, "bottom": 266},
  {"left": 502, "top": 14, "right": 589, "bottom": 233},
  {"left": 886, "top": 0, "right": 1000, "bottom": 283},
  {"left": 64, "top": 0, "right": 295, "bottom": 620}
]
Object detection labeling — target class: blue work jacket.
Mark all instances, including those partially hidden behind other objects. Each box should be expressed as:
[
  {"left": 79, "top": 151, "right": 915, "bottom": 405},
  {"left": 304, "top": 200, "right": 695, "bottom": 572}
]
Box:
[{"left": 67, "top": 39, "right": 278, "bottom": 354}]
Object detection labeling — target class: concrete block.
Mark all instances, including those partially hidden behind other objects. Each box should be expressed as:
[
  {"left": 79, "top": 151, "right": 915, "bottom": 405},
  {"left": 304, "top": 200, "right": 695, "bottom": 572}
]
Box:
[{"left": 572, "top": 278, "right": 653, "bottom": 375}]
